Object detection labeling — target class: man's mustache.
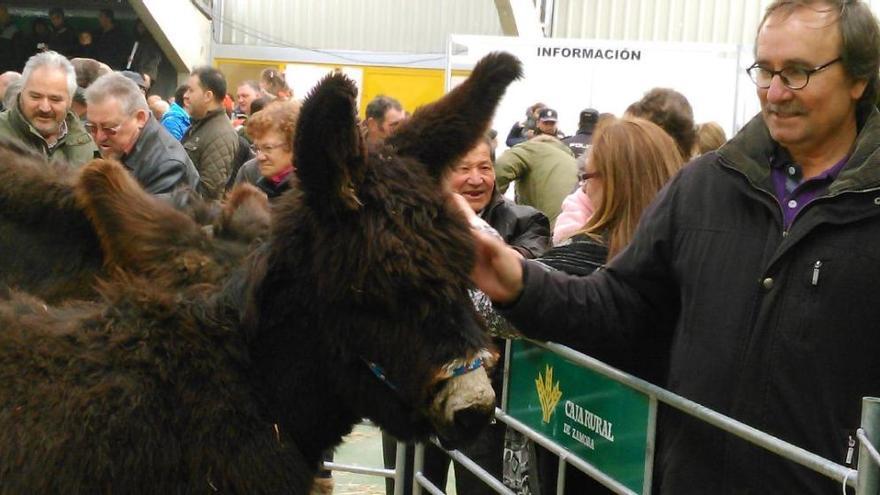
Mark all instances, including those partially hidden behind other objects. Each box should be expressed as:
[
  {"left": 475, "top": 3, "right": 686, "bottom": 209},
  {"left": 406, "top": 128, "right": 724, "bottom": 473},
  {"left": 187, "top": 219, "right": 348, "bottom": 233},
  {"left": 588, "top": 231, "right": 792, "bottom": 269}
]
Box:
[{"left": 765, "top": 102, "right": 807, "bottom": 117}]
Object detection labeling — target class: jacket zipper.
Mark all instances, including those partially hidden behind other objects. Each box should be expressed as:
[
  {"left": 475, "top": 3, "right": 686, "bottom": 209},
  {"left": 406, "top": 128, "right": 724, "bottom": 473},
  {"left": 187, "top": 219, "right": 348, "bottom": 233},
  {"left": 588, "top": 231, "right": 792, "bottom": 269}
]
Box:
[{"left": 811, "top": 260, "right": 822, "bottom": 286}]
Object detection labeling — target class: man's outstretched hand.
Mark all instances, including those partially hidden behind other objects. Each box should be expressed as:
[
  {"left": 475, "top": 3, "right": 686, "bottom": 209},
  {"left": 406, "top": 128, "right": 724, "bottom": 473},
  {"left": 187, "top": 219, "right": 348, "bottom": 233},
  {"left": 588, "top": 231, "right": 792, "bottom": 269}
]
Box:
[{"left": 451, "top": 194, "right": 525, "bottom": 305}]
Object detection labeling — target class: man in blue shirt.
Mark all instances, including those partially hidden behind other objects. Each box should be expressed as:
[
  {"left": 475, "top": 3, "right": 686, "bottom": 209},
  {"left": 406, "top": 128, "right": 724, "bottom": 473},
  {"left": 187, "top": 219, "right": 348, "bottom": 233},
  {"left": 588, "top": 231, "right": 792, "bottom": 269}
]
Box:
[{"left": 161, "top": 83, "right": 190, "bottom": 140}]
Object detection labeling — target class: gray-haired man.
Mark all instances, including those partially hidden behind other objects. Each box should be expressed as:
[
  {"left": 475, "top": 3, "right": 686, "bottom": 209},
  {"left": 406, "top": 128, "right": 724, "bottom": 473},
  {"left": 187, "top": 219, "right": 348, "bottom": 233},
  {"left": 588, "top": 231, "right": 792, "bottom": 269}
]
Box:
[
  {"left": 0, "top": 51, "right": 96, "bottom": 166},
  {"left": 86, "top": 72, "right": 199, "bottom": 196}
]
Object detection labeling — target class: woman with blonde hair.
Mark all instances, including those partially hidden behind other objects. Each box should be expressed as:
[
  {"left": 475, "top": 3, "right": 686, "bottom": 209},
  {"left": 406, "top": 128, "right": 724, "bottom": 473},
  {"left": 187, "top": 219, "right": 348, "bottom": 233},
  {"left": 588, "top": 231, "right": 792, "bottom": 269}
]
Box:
[
  {"left": 693, "top": 121, "right": 728, "bottom": 156},
  {"left": 573, "top": 117, "right": 682, "bottom": 256}
]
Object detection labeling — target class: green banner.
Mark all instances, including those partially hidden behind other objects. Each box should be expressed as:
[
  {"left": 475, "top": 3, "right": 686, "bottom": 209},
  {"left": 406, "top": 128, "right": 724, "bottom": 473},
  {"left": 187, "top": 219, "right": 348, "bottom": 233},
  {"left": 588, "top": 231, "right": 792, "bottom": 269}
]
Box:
[{"left": 506, "top": 340, "right": 655, "bottom": 493}]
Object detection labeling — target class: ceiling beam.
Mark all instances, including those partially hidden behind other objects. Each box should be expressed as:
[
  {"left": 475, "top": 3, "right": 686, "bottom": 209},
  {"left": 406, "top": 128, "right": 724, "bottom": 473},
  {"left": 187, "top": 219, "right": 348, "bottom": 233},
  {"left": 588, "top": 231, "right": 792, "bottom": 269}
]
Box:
[{"left": 493, "top": 0, "right": 545, "bottom": 38}]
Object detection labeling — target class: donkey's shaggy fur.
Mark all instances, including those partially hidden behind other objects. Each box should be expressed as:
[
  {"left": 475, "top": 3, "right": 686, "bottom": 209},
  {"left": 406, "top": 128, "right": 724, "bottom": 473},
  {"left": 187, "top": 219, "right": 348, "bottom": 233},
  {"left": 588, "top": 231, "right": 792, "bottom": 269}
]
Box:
[
  {"left": 0, "top": 138, "right": 269, "bottom": 302},
  {"left": 0, "top": 52, "right": 522, "bottom": 493}
]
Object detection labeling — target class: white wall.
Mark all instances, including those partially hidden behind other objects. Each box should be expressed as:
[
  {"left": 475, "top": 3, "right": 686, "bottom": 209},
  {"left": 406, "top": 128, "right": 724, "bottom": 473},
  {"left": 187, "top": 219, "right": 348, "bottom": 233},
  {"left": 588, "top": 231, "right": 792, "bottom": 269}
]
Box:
[{"left": 448, "top": 35, "right": 756, "bottom": 154}]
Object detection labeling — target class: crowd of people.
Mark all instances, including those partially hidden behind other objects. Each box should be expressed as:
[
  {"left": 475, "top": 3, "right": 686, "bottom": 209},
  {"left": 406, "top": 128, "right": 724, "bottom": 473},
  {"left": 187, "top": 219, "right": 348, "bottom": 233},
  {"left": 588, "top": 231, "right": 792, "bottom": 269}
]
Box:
[
  {"left": 1, "top": 0, "right": 879, "bottom": 493},
  {"left": 0, "top": 41, "right": 309, "bottom": 205},
  {"left": 0, "top": 7, "right": 162, "bottom": 88}
]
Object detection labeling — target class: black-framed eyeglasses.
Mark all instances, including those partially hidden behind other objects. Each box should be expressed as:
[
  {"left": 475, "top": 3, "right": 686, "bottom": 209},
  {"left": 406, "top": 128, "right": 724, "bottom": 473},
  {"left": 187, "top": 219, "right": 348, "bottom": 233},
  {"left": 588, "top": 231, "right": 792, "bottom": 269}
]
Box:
[{"left": 746, "top": 57, "right": 842, "bottom": 90}]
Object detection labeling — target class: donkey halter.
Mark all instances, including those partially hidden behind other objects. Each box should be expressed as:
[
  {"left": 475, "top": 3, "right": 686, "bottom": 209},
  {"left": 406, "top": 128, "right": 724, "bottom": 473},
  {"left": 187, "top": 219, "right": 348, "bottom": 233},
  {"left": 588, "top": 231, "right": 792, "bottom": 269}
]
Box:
[{"left": 363, "top": 349, "right": 494, "bottom": 393}]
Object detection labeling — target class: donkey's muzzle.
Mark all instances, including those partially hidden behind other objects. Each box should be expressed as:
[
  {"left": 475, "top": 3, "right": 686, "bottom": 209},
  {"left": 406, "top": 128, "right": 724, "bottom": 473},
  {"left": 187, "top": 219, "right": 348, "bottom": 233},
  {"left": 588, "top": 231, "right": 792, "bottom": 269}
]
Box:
[{"left": 428, "top": 366, "right": 495, "bottom": 448}]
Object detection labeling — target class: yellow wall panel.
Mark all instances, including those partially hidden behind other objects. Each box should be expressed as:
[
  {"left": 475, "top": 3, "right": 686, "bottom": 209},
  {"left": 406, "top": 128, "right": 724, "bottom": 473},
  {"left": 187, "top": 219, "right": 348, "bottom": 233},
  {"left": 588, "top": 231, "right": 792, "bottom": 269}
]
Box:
[
  {"left": 360, "top": 67, "right": 445, "bottom": 117},
  {"left": 215, "top": 58, "right": 285, "bottom": 99}
]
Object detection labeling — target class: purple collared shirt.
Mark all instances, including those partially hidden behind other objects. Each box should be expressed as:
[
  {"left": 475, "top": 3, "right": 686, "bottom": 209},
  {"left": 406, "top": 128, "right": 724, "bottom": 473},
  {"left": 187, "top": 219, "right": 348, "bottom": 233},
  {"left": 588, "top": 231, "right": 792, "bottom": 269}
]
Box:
[{"left": 770, "top": 150, "right": 849, "bottom": 229}]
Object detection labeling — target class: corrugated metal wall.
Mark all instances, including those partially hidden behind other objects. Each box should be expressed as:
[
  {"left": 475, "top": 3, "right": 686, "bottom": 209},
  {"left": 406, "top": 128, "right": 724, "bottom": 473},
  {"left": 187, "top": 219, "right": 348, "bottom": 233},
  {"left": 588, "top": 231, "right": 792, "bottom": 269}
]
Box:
[
  {"left": 553, "top": 0, "right": 880, "bottom": 45},
  {"left": 218, "top": 0, "right": 880, "bottom": 55},
  {"left": 218, "top": 0, "right": 503, "bottom": 53}
]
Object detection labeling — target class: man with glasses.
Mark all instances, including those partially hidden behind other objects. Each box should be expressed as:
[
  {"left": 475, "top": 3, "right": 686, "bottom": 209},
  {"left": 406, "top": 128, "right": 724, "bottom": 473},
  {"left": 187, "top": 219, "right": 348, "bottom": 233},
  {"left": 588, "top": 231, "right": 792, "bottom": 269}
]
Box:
[
  {"left": 0, "top": 51, "right": 96, "bottom": 166},
  {"left": 85, "top": 72, "right": 199, "bottom": 196},
  {"left": 468, "top": 1, "right": 880, "bottom": 493}
]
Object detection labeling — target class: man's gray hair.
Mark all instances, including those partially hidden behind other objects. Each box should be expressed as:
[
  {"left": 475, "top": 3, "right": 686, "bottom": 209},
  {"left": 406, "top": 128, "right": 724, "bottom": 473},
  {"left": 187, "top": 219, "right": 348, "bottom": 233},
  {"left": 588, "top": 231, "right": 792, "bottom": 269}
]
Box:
[
  {"left": 21, "top": 51, "right": 77, "bottom": 99},
  {"left": 85, "top": 73, "right": 149, "bottom": 116}
]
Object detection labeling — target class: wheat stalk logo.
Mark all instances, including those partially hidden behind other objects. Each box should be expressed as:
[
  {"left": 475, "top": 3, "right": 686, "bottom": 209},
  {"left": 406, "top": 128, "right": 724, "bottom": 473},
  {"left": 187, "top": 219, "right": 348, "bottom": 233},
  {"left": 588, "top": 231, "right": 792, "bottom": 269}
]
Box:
[{"left": 535, "top": 364, "right": 562, "bottom": 423}]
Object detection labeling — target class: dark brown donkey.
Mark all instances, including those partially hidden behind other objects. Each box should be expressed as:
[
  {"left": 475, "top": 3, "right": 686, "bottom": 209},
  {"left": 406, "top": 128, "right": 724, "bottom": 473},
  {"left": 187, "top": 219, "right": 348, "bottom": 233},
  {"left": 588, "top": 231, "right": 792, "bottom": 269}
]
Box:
[{"left": 0, "top": 51, "right": 522, "bottom": 494}]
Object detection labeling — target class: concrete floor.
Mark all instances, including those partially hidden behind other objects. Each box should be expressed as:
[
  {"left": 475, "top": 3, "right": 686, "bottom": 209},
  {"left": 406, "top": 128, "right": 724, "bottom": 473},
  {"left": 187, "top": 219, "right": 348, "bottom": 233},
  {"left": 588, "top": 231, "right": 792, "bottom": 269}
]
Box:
[{"left": 331, "top": 425, "right": 457, "bottom": 495}]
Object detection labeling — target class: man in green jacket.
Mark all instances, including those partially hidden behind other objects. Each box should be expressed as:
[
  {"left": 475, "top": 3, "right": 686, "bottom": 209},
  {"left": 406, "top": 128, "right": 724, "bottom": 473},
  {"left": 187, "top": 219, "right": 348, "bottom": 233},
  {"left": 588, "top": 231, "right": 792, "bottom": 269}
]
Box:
[
  {"left": 494, "top": 134, "right": 578, "bottom": 228},
  {"left": 0, "top": 51, "right": 96, "bottom": 167}
]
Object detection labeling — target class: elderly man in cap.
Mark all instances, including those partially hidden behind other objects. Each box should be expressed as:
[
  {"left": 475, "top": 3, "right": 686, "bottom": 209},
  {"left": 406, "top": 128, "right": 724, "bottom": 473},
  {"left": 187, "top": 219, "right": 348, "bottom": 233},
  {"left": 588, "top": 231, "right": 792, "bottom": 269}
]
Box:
[
  {"left": 85, "top": 72, "right": 199, "bottom": 196},
  {"left": 119, "top": 70, "right": 148, "bottom": 94},
  {"left": 0, "top": 51, "right": 96, "bottom": 166}
]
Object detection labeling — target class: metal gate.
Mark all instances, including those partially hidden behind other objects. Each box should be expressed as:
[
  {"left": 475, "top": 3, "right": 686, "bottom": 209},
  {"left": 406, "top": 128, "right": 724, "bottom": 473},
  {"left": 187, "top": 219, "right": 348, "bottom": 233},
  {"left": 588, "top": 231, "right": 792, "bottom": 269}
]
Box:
[
  {"left": 413, "top": 340, "right": 880, "bottom": 495},
  {"left": 326, "top": 339, "right": 880, "bottom": 494}
]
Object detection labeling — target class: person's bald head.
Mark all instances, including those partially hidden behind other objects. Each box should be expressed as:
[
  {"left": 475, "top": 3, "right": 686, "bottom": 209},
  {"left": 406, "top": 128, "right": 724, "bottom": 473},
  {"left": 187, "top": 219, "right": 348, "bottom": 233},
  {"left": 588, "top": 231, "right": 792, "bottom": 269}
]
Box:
[{"left": 0, "top": 71, "right": 21, "bottom": 102}]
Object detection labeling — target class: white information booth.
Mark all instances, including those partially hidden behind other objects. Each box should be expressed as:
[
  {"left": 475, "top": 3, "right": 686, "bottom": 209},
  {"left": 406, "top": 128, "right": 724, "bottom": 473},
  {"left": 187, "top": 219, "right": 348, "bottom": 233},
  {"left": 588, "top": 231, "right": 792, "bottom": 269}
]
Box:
[{"left": 446, "top": 35, "right": 763, "bottom": 152}]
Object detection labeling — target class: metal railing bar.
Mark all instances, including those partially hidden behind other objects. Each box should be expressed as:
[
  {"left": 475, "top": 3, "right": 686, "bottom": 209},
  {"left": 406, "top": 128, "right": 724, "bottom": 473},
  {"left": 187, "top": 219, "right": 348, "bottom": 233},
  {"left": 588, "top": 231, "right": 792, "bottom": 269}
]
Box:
[
  {"left": 394, "top": 440, "right": 407, "bottom": 495},
  {"left": 425, "top": 437, "right": 517, "bottom": 495},
  {"left": 321, "top": 461, "right": 396, "bottom": 478},
  {"left": 857, "top": 428, "right": 880, "bottom": 468},
  {"left": 319, "top": 429, "right": 405, "bottom": 493},
  {"left": 555, "top": 452, "right": 567, "bottom": 495},
  {"left": 494, "top": 409, "right": 637, "bottom": 495},
  {"left": 501, "top": 339, "right": 512, "bottom": 412},
  {"left": 857, "top": 398, "right": 880, "bottom": 495},
  {"left": 413, "top": 442, "right": 426, "bottom": 495},
  {"left": 413, "top": 472, "right": 447, "bottom": 495},
  {"left": 531, "top": 339, "right": 857, "bottom": 487}
]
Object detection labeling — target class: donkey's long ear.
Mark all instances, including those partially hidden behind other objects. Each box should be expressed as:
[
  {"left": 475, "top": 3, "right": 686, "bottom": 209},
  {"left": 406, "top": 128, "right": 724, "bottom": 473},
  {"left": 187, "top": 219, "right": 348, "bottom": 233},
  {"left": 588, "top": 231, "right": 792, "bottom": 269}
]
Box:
[
  {"left": 294, "top": 72, "right": 366, "bottom": 214},
  {"left": 387, "top": 52, "right": 522, "bottom": 179},
  {"left": 74, "top": 159, "right": 218, "bottom": 284}
]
